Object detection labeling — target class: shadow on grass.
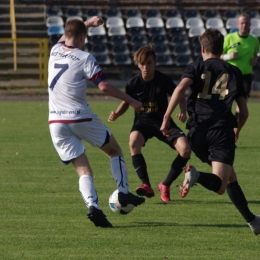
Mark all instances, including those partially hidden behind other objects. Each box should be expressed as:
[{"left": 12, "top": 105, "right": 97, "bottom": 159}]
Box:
[
  {"left": 153, "top": 200, "right": 260, "bottom": 205},
  {"left": 113, "top": 222, "right": 247, "bottom": 228}
]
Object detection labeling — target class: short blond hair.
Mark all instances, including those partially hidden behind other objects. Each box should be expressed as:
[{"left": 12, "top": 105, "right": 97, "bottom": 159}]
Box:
[{"left": 65, "top": 19, "right": 86, "bottom": 39}]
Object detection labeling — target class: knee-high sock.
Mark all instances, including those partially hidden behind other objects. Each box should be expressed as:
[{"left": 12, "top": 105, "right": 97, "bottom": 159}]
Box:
[
  {"left": 163, "top": 154, "right": 189, "bottom": 186},
  {"left": 132, "top": 154, "right": 151, "bottom": 186},
  {"left": 197, "top": 172, "right": 222, "bottom": 192},
  {"left": 226, "top": 181, "right": 255, "bottom": 223},
  {"left": 110, "top": 156, "right": 129, "bottom": 193},
  {"left": 79, "top": 175, "right": 99, "bottom": 209}
]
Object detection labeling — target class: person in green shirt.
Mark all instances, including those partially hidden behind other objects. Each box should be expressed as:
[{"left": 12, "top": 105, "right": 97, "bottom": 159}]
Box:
[{"left": 221, "top": 13, "right": 259, "bottom": 118}]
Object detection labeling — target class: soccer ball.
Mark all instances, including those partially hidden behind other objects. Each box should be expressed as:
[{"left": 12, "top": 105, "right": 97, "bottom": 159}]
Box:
[{"left": 109, "top": 189, "right": 134, "bottom": 215}]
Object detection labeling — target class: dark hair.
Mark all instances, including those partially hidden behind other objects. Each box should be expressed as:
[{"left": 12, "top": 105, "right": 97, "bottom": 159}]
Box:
[
  {"left": 65, "top": 19, "right": 86, "bottom": 39},
  {"left": 198, "top": 28, "right": 224, "bottom": 56},
  {"left": 133, "top": 44, "right": 156, "bottom": 64}
]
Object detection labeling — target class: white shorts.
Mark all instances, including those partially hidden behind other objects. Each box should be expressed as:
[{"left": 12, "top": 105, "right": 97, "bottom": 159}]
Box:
[{"left": 49, "top": 114, "right": 111, "bottom": 163}]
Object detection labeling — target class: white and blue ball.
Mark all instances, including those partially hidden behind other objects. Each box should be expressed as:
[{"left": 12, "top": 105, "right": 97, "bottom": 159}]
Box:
[{"left": 109, "top": 189, "right": 134, "bottom": 215}]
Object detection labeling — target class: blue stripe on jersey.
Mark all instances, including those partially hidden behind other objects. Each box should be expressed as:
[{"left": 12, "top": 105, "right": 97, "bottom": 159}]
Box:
[{"left": 91, "top": 71, "right": 106, "bottom": 85}]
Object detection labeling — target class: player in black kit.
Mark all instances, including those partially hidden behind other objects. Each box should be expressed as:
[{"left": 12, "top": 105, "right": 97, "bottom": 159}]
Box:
[
  {"left": 161, "top": 28, "right": 260, "bottom": 235},
  {"left": 108, "top": 45, "right": 191, "bottom": 202}
]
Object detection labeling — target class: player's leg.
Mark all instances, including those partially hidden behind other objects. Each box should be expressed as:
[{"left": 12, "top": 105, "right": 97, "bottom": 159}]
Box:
[
  {"left": 226, "top": 168, "right": 260, "bottom": 235},
  {"left": 129, "top": 130, "right": 154, "bottom": 198},
  {"left": 72, "top": 153, "right": 113, "bottom": 228},
  {"left": 100, "top": 133, "right": 145, "bottom": 207},
  {"left": 49, "top": 122, "right": 112, "bottom": 228}
]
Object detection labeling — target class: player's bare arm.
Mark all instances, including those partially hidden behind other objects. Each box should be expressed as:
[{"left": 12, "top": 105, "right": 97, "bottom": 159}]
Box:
[
  {"left": 108, "top": 101, "right": 130, "bottom": 122},
  {"left": 251, "top": 56, "right": 258, "bottom": 66},
  {"left": 176, "top": 95, "right": 187, "bottom": 123},
  {"left": 234, "top": 96, "right": 249, "bottom": 141},
  {"left": 161, "top": 78, "right": 192, "bottom": 135},
  {"left": 98, "top": 81, "right": 142, "bottom": 112}
]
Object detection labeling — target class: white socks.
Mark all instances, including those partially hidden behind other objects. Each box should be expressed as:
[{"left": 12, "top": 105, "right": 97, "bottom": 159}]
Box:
[
  {"left": 110, "top": 156, "right": 129, "bottom": 194},
  {"left": 79, "top": 175, "right": 100, "bottom": 209}
]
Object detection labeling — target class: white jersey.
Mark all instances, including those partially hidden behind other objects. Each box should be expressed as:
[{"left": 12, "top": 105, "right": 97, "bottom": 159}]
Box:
[{"left": 48, "top": 42, "right": 106, "bottom": 123}]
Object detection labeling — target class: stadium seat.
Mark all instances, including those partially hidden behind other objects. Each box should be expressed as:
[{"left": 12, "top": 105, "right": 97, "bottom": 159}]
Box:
[
  {"left": 150, "top": 35, "right": 168, "bottom": 45},
  {"left": 225, "top": 18, "right": 237, "bottom": 29},
  {"left": 188, "top": 27, "right": 205, "bottom": 38},
  {"left": 91, "top": 43, "right": 109, "bottom": 55},
  {"left": 113, "top": 54, "right": 132, "bottom": 65},
  {"left": 229, "top": 27, "right": 239, "bottom": 33},
  {"left": 126, "top": 17, "right": 144, "bottom": 28},
  {"left": 222, "top": 10, "right": 239, "bottom": 21},
  {"left": 95, "top": 54, "right": 111, "bottom": 65},
  {"left": 168, "top": 27, "right": 186, "bottom": 38},
  {"left": 186, "top": 18, "right": 204, "bottom": 29},
  {"left": 170, "top": 35, "right": 189, "bottom": 46},
  {"left": 106, "top": 17, "right": 124, "bottom": 28},
  {"left": 46, "top": 16, "right": 64, "bottom": 27},
  {"left": 218, "top": 27, "right": 227, "bottom": 36},
  {"left": 87, "top": 25, "right": 106, "bottom": 36},
  {"left": 172, "top": 44, "right": 191, "bottom": 56},
  {"left": 184, "top": 10, "right": 201, "bottom": 20},
  {"left": 49, "top": 34, "right": 62, "bottom": 46},
  {"left": 146, "top": 17, "right": 164, "bottom": 28},
  {"left": 85, "top": 8, "right": 102, "bottom": 19},
  {"left": 124, "top": 9, "right": 142, "bottom": 18},
  {"left": 128, "top": 27, "right": 146, "bottom": 36},
  {"left": 164, "top": 9, "right": 181, "bottom": 19},
  {"left": 156, "top": 54, "right": 174, "bottom": 66},
  {"left": 175, "top": 55, "right": 193, "bottom": 66},
  {"left": 154, "top": 44, "right": 171, "bottom": 55},
  {"left": 147, "top": 27, "right": 166, "bottom": 37},
  {"left": 203, "top": 10, "right": 220, "bottom": 20},
  {"left": 190, "top": 36, "right": 200, "bottom": 47},
  {"left": 107, "top": 26, "right": 126, "bottom": 36},
  {"left": 130, "top": 35, "right": 148, "bottom": 45},
  {"left": 144, "top": 9, "right": 162, "bottom": 18},
  {"left": 131, "top": 44, "right": 143, "bottom": 53},
  {"left": 66, "top": 8, "right": 82, "bottom": 17},
  {"left": 192, "top": 45, "right": 201, "bottom": 57},
  {"left": 112, "top": 44, "right": 130, "bottom": 55},
  {"left": 110, "top": 35, "right": 128, "bottom": 45},
  {"left": 205, "top": 18, "right": 224, "bottom": 29},
  {"left": 250, "top": 27, "right": 260, "bottom": 37},
  {"left": 250, "top": 18, "right": 260, "bottom": 29},
  {"left": 46, "top": 6, "right": 63, "bottom": 17},
  {"left": 165, "top": 17, "right": 184, "bottom": 28},
  {"left": 105, "top": 8, "right": 122, "bottom": 18},
  {"left": 47, "top": 25, "right": 64, "bottom": 36},
  {"left": 89, "top": 35, "right": 107, "bottom": 45},
  {"left": 244, "top": 9, "right": 260, "bottom": 19}
]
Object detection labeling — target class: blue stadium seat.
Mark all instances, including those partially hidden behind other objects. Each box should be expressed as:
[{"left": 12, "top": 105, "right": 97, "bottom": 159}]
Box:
[
  {"left": 85, "top": 8, "right": 102, "bottom": 19},
  {"left": 156, "top": 54, "right": 174, "bottom": 66},
  {"left": 170, "top": 35, "right": 189, "bottom": 46},
  {"left": 222, "top": 10, "right": 239, "bottom": 21},
  {"left": 144, "top": 9, "right": 162, "bottom": 18},
  {"left": 113, "top": 54, "right": 132, "bottom": 65},
  {"left": 95, "top": 54, "right": 111, "bottom": 65},
  {"left": 66, "top": 8, "right": 82, "bottom": 17},
  {"left": 175, "top": 55, "right": 193, "bottom": 66},
  {"left": 110, "top": 35, "right": 128, "bottom": 45},
  {"left": 47, "top": 25, "right": 64, "bottom": 36},
  {"left": 154, "top": 44, "right": 171, "bottom": 55},
  {"left": 105, "top": 8, "right": 122, "bottom": 18},
  {"left": 184, "top": 10, "right": 201, "bottom": 20},
  {"left": 164, "top": 9, "right": 181, "bottom": 19},
  {"left": 91, "top": 43, "right": 109, "bottom": 55},
  {"left": 172, "top": 44, "right": 191, "bottom": 56},
  {"left": 112, "top": 44, "right": 130, "bottom": 55},
  {"left": 128, "top": 27, "right": 146, "bottom": 37},
  {"left": 125, "top": 9, "right": 142, "bottom": 18},
  {"left": 46, "top": 6, "right": 63, "bottom": 17},
  {"left": 203, "top": 10, "right": 220, "bottom": 20}
]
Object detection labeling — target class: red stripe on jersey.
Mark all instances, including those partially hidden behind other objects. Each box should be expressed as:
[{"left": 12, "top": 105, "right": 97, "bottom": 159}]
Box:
[
  {"left": 48, "top": 118, "right": 92, "bottom": 124},
  {"left": 90, "top": 71, "right": 103, "bottom": 83}
]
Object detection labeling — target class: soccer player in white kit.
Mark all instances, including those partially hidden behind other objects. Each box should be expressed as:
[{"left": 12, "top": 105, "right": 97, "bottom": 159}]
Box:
[{"left": 48, "top": 17, "right": 145, "bottom": 228}]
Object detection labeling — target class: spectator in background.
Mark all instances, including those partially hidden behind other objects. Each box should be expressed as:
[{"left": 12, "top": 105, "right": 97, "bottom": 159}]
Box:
[{"left": 221, "top": 13, "right": 259, "bottom": 119}]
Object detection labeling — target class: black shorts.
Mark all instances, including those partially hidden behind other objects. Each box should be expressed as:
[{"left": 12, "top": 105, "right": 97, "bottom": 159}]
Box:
[
  {"left": 131, "top": 118, "right": 186, "bottom": 149},
  {"left": 187, "top": 127, "right": 235, "bottom": 166},
  {"left": 242, "top": 74, "right": 252, "bottom": 97}
]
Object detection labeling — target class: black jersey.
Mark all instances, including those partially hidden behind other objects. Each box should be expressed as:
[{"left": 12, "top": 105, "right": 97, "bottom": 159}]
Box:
[
  {"left": 126, "top": 70, "right": 176, "bottom": 123},
  {"left": 182, "top": 58, "right": 246, "bottom": 131}
]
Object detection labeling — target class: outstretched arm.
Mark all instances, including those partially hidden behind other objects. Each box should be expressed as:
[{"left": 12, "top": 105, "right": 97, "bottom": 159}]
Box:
[
  {"left": 108, "top": 101, "right": 130, "bottom": 122},
  {"left": 98, "top": 80, "right": 141, "bottom": 112},
  {"left": 234, "top": 96, "right": 249, "bottom": 142}
]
